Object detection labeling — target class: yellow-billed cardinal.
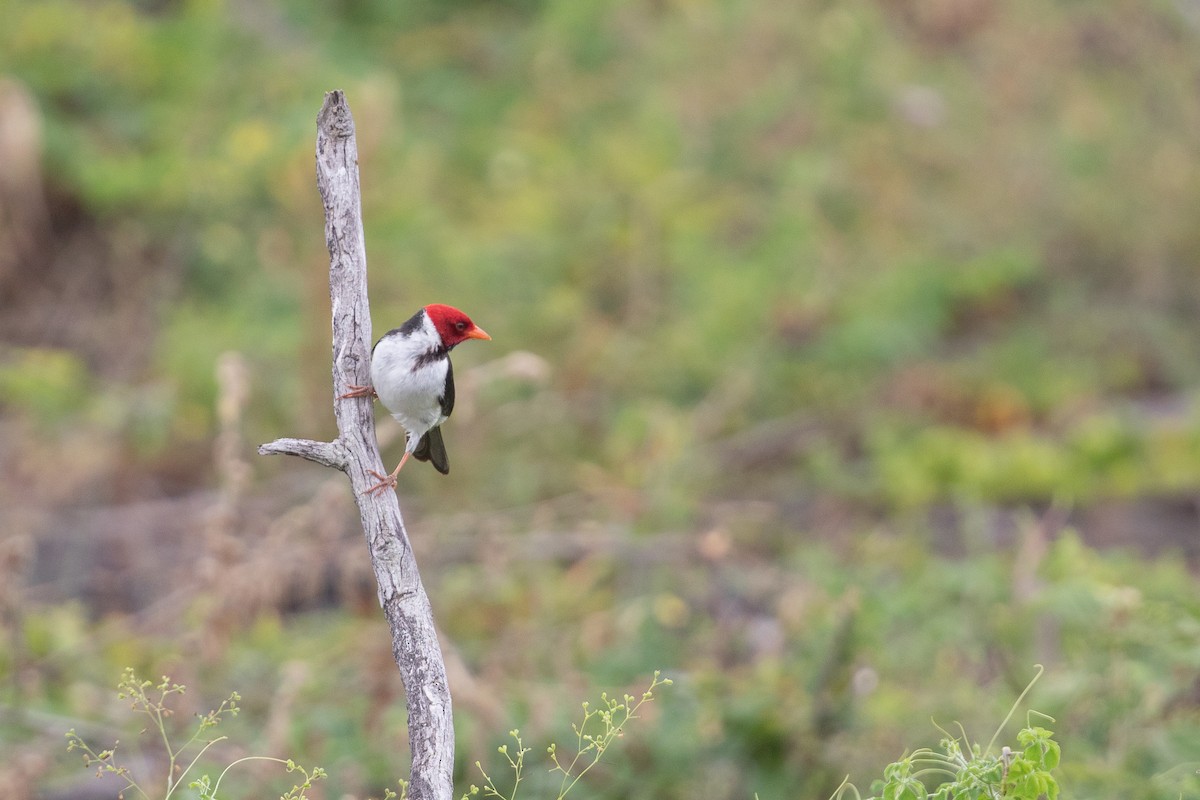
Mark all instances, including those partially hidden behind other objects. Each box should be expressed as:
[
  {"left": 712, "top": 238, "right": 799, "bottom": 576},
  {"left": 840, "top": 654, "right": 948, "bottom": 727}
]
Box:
[{"left": 341, "top": 303, "right": 490, "bottom": 495}]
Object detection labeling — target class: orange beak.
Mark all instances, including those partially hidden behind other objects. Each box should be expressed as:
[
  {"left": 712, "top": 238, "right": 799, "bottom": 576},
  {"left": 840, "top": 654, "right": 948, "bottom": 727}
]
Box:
[{"left": 466, "top": 326, "right": 491, "bottom": 341}]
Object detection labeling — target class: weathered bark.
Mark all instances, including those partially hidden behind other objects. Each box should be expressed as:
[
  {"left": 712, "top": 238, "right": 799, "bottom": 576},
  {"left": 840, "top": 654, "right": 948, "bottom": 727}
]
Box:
[{"left": 258, "top": 90, "right": 454, "bottom": 800}]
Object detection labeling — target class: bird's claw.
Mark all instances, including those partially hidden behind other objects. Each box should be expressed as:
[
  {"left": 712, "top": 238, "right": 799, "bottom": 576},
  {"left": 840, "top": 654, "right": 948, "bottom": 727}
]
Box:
[
  {"left": 363, "top": 470, "right": 398, "bottom": 496},
  {"left": 340, "top": 383, "right": 377, "bottom": 400},
  {"left": 361, "top": 448, "right": 409, "bottom": 496}
]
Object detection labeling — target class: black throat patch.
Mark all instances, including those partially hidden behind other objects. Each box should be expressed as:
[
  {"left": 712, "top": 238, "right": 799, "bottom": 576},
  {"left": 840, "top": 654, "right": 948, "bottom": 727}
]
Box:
[{"left": 412, "top": 346, "right": 448, "bottom": 371}]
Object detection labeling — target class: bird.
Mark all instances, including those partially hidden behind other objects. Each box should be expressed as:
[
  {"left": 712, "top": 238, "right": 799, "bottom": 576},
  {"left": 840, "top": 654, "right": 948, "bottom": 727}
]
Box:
[{"left": 340, "top": 303, "right": 490, "bottom": 495}]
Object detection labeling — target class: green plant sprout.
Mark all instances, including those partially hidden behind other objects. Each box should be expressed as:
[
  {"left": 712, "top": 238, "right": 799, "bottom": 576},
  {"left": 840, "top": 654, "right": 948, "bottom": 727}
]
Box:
[
  {"left": 65, "top": 667, "right": 325, "bottom": 800},
  {"left": 377, "top": 777, "right": 410, "bottom": 800},
  {"left": 469, "top": 730, "right": 532, "bottom": 800},
  {"left": 832, "top": 666, "right": 1060, "bottom": 800},
  {"left": 462, "top": 671, "right": 672, "bottom": 800}
]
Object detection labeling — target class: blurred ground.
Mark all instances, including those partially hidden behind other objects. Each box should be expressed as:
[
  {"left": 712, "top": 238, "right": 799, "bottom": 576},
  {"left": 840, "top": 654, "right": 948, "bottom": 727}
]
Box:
[{"left": 3, "top": 1, "right": 1200, "bottom": 798}]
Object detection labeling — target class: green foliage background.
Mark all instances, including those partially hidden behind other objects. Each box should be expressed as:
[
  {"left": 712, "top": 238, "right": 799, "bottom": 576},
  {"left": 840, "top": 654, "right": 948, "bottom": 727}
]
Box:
[{"left": 3, "top": 0, "right": 1200, "bottom": 798}]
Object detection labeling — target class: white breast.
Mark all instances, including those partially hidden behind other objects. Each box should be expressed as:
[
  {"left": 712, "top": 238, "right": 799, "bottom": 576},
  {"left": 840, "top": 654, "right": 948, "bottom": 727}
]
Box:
[{"left": 370, "top": 316, "right": 449, "bottom": 451}]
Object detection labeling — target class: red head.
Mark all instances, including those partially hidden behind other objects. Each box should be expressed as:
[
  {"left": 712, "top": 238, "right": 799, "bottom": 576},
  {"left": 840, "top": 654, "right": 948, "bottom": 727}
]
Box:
[{"left": 424, "top": 304, "right": 491, "bottom": 348}]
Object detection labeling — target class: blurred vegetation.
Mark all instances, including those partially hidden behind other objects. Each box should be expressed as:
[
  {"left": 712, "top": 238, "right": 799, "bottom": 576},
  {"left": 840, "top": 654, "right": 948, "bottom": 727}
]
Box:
[{"left": 3, "top": 0, "right": 1200, "bottom": 798}]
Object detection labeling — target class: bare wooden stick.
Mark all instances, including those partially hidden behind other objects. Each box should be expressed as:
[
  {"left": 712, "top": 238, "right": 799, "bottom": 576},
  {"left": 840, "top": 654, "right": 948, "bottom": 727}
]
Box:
[{"left": 258, "top": 90, "right": 455, "bottom": 800}]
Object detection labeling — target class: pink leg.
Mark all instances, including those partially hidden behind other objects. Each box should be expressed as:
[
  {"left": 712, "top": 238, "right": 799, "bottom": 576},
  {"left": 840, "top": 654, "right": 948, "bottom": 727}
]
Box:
[
  {"left": 364, "top": 451, "right": 410, "bottom": 495},
  {"left": 340, "top": 383, "right": 377, "bottom": 400}
]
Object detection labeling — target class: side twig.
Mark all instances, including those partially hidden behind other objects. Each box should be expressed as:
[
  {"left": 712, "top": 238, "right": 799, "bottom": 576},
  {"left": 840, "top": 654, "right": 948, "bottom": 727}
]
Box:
[{"left": 258, "top": 90, "right": 455, "bottom": 800}]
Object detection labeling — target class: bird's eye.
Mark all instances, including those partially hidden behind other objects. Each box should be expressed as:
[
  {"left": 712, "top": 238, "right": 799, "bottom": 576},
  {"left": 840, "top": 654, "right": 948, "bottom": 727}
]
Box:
[{"left": 455, "top": 321, "right": 467, "bottom": 331}]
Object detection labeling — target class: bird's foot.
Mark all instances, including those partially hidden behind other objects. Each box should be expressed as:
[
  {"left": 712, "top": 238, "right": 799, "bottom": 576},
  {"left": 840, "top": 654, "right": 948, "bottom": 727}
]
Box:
[
  {"left": 339, "top": 383, "right": 377, "bottom": 400},
  {"left": 363, "top": 470, "right": 398, "bottom": 496},
  {"left": 362, "top": 452, "right": 410, "bottom": 496}
]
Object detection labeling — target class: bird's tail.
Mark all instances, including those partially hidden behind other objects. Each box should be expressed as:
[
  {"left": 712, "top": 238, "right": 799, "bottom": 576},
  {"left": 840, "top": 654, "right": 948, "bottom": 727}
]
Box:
[{"left": 412, "top": 427, "right": 450, "bottom": 475}]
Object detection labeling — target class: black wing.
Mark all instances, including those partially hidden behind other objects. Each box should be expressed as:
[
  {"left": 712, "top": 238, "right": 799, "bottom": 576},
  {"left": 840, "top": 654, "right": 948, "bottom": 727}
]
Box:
[
  {"left": 439, "top": 358, "right": 456, "bottom": 418},
  {"left": 412, "top": 427, "right": 450, "bottom": 475}
]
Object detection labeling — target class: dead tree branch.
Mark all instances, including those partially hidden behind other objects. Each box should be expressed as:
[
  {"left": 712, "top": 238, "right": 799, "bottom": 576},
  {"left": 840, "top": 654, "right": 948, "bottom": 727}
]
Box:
[{"left": 258, "top": 90, "right": 455, "bottom": 800}]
